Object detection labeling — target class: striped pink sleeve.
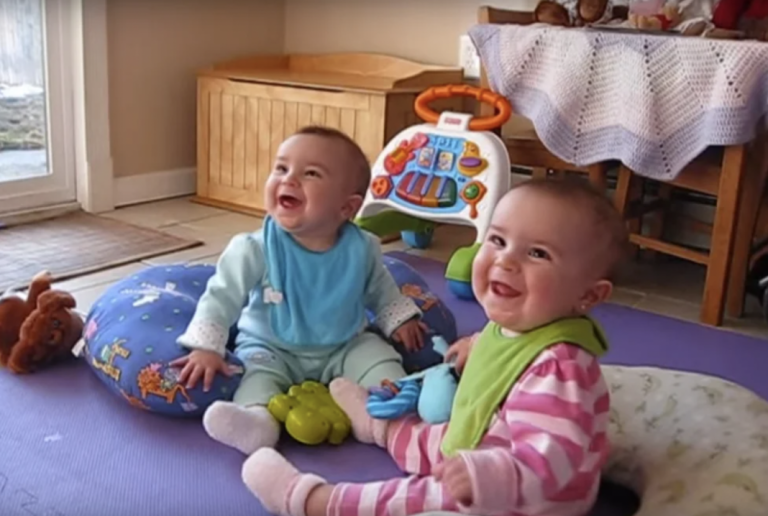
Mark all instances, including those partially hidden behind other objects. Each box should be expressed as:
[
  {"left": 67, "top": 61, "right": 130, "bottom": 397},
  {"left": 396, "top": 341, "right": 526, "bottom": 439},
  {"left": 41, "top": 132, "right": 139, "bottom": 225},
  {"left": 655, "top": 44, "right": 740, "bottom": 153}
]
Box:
[{"left": 457, "top": 344, "right": 610, "bottom": 515}]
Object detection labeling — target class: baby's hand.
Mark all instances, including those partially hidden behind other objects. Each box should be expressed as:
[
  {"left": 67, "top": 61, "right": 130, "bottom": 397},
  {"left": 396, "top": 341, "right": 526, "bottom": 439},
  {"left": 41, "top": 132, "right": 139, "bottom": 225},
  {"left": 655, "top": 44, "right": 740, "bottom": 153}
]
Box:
[
  {"left": 392, "top": 319, "right": 428, "bottom": 352},
  {"left": 434, "top": 456, "right": 473, "bottom": 506},
  {"left": 444, "top": 334, "right": 477, "bottom": 373},
  {"left": 170, "top": 349, "right": 233, "bottom": 392}
]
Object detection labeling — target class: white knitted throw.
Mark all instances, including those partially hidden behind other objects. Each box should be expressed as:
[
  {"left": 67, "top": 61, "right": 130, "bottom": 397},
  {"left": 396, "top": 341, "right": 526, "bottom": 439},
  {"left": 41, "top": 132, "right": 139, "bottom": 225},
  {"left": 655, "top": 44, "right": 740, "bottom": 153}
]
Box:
[{"left": 469, "top": 24, "right": 768, "bottom": 179}]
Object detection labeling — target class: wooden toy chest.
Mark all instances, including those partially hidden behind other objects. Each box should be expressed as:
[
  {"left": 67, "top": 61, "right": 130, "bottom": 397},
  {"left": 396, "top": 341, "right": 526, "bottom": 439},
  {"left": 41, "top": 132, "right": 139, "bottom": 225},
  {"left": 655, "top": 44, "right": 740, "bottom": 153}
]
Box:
[{"left": 193, "top": 53, "right": 464, "bottom": 214}]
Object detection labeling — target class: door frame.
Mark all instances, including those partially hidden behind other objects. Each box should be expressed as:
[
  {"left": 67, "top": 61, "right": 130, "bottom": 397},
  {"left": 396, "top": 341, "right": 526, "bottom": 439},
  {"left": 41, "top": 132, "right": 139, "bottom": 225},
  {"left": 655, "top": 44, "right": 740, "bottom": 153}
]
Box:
[
  {"left": 71, "top": 0, "right": 114, "bottom": 214},
  {"left": 0, "top": 0, "right": 114, "bottom": 217},
  {"left": 0, "top": 0, "right": 78, "bottom": 214}
]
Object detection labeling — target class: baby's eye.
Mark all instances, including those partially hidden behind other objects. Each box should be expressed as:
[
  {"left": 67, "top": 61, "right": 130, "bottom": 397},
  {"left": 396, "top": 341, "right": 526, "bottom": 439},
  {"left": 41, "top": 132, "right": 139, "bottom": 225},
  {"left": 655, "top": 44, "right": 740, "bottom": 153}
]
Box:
[
  {"left": 488, "top": 234, "right": 505, "bottom": 248},
  {"left": 305, "top": 169, "right": 321, "bottom": 178},
  {"left": 528, "top": 247, "right": 550, "bottom": 260},
  {"left": 275, "top": 164, "right": 288, "bottom": 174}
]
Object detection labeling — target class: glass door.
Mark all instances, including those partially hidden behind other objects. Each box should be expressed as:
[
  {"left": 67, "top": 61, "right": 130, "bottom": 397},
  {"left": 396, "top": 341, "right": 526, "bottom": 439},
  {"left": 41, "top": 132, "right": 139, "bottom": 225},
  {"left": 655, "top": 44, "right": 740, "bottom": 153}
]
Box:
[{"left": 0, "top": 0, "right": 75, "bottom": 215}]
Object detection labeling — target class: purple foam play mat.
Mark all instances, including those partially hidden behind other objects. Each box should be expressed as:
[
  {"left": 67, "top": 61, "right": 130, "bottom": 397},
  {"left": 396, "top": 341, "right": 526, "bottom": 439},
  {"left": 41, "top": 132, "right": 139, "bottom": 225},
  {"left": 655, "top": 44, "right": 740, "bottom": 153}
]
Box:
[{"left": 1, "top": 252, "right": 766, "bottom": 516}]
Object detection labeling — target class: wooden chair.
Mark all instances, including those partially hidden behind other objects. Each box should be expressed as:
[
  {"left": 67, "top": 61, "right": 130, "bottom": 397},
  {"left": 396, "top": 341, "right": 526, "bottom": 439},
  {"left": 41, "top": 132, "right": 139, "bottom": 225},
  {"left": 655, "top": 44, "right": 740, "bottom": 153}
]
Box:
[
  {"left": 614, "top": 140, "right": 768, "bottom": 326},
  {"left": 477, "top": 6, "right": 612, "bottom": 191},
  {"left": 476, "top": 5, "right": 768, "bottom": 326}
]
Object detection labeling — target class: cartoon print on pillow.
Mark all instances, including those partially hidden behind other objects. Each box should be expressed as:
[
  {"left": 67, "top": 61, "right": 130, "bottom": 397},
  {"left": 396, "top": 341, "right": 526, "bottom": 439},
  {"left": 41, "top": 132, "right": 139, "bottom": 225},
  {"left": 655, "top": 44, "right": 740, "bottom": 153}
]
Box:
[
  {"left": 89, "top": 338, "right": 130, "bottom": 381},
  {"left": 83, "top": 264, "right": 245, "bottom": 418},
  {"left": 136, "top": 362, "right": 197, "bottom": 412},
  {"left": 401, "top": 284, "right": 437, "bottom": 312},
  {"left": 379, "top": 256, "right": 458, "bottom": 373}
]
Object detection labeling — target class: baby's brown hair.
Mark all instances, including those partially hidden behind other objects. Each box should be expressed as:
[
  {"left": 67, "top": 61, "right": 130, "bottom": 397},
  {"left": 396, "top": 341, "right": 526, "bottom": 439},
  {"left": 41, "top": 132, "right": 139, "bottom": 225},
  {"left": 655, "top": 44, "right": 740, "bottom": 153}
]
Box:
[
  {"left": 293, "top": 126, "right": 371, "bottom": 198},
  {"left": 509, "top": 177, "right": 630, "bottom": 279}
]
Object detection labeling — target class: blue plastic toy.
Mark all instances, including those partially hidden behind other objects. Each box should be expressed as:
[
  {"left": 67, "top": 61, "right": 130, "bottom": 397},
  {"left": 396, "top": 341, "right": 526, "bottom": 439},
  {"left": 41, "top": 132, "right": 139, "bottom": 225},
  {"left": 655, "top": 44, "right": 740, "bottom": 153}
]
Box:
[{"left": 366, "top": 334, "right": 458, "bottom": 424}]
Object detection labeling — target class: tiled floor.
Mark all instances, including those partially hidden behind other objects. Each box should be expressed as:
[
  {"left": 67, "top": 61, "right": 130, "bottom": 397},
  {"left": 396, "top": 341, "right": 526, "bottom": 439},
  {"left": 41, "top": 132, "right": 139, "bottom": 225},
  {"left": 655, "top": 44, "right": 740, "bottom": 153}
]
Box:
[{"left": 55, "top": 196, "right": 768, "bottom": 340}]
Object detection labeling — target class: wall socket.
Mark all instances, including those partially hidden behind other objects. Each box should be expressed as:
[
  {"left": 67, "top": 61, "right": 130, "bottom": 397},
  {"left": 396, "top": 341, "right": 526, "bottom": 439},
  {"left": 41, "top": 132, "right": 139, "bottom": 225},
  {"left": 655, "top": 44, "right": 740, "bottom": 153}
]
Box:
[{"left": 458, "top": 34, "right": 481, "bottom": 80}]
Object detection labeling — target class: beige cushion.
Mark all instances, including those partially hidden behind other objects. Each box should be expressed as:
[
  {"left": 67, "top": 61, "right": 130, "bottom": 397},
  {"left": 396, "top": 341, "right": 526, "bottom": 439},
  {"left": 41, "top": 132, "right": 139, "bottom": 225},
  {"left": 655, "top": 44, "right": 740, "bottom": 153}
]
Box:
[
  {"left": 418, "top": 365, "right": 768, "bottom": 516},
  {"left": 603, "top": 365, "right": 768, "bottom": 516}
]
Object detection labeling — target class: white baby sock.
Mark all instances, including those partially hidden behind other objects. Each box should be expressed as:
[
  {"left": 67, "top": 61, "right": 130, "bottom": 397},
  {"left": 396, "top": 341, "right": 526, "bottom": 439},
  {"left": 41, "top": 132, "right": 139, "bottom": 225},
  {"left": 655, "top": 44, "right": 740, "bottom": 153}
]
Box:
[{"left": 203, "top": 401, "right": 280, "bottom": 455}]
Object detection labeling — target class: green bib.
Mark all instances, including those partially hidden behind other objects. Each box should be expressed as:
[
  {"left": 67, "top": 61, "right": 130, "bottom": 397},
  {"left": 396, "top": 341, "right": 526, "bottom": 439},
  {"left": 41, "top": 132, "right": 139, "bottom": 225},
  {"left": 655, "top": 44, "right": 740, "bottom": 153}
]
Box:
[{"left": 440, "top": 316, "right": 609, "bottom": 457}]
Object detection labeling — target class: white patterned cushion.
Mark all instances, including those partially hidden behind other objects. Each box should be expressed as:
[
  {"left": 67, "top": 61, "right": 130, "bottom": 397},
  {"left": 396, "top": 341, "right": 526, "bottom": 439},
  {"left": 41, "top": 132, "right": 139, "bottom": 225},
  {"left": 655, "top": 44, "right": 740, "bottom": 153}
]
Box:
[
  {"left": 602, "top": 365, "right": 768, "bottom": 516},
  {"left": 418, "top": 365, "right": 768, "bottom": 516}
]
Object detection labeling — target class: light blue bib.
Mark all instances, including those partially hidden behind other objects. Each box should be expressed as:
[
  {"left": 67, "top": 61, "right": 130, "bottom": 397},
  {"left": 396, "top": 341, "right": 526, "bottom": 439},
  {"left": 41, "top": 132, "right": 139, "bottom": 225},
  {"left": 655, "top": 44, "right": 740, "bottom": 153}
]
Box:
[{"left": 262, "top": 216, "right": 369, "bottom": 347}]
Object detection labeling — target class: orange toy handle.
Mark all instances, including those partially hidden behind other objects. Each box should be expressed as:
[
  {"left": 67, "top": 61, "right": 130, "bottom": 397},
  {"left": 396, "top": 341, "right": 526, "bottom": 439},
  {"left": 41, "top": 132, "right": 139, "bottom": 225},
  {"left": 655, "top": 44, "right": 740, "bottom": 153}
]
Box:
[{"left": 414, "top": 85, "right": 512, "bottom": 131}]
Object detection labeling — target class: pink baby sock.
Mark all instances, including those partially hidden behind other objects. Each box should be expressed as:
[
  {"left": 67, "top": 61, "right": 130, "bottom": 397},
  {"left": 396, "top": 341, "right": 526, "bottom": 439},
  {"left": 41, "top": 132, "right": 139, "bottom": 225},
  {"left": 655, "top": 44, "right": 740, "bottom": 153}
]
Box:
[
  {"left": 329, "top": 377, "right": 389, "bottom": 447},
  {"left": 242, "top": 448, "right": 326, "bottom": 516}
]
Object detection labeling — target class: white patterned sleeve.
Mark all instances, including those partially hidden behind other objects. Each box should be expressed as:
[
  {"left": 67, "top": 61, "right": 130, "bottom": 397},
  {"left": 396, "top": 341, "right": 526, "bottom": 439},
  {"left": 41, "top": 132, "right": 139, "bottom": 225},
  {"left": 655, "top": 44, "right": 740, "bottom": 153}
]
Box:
[
  {"left": 361, "top": 233, "right": 421, "bottom": 337},
  {"left": 177, "top": 233, "right": 265, "bottom": 356}
]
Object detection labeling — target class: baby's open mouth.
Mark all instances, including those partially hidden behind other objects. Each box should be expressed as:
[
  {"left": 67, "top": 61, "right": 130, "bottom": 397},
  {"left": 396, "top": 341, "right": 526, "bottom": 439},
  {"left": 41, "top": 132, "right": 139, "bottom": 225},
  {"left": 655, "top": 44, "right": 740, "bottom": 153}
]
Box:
[
  {"left": 490, "top": 281, "right": 520, "bottom": 298},
  {"left": 278, "top": 195, "right": 302, "bottom": 210}
]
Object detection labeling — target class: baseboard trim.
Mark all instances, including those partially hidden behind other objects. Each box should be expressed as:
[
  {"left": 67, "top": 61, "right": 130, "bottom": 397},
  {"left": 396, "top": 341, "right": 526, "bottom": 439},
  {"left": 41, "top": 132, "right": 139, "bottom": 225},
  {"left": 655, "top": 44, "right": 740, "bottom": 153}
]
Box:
[{"left": 113, "top": 168, "right": 196, "bottom": 207}]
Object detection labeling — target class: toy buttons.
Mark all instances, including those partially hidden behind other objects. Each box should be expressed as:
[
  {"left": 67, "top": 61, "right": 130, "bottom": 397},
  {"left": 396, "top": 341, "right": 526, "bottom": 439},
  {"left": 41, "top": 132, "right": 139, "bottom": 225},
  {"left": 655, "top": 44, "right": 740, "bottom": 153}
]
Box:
[{"left": 366, "top": 334, "right": 459, "bottom": 424}]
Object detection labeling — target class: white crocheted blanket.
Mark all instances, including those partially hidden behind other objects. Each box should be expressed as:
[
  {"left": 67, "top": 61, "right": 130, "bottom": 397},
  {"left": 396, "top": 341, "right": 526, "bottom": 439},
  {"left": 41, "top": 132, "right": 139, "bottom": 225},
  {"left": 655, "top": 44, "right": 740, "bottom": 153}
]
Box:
[{"left": 469, "top": 24, "right": 768, "bottom": 179}]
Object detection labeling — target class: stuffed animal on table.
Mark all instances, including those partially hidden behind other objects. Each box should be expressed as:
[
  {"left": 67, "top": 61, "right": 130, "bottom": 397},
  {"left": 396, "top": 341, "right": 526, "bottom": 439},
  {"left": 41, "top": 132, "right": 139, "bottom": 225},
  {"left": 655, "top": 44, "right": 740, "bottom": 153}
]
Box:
[
  {"left": 627, "top": 0, "right": 683, "bottom": 30},
  {"left": 366, "top": 334, "right": 459, "bottom": 425},
  {"left": 534, "top": 0, "right": 614, "bottom": 27},
  {"left": 627, "top": 0, "right": 748, "bottom": 37},
  {"left": 0, "top": 271, "right": 84, "bottom": 374}
]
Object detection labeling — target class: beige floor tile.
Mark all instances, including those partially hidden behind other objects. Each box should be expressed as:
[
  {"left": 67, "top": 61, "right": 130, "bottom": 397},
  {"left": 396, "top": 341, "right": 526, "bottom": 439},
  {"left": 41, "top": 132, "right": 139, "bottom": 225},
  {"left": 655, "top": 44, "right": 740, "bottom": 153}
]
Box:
[
  {"left": 189, "top": 253, "right": 221, "bottom": 266},
  {"left": 54, "top": 262, "right": 147, "bottom": 292},
  {"left": 71, "top": 282, "right": 114, "bottom": 314},
  {"left": 607, "top": 288, "right": 645, "bottom": 308},
  {"left": 141, "top": 241, "right": 226, "bottom": 266},
  {"left": 169, "top": 212, "right": 263, "bottom": 243},
  {"left": 100, "top": 197, "right": 227, "bottom": 229},
  {"left": 380, "top": 238, "right": 409, "bottom": 254},
  {"left": 723, "top": 314, "right": 768, "bottom": 339},
  {"left": 633, "top": 294, "right": 703, "bottom": 323},
  {"left": 404, "top": 225, "right": 476, "bottom": 262},
  {"left": 142, "top": 213, "right": 263, "bottom": 265},
  {"left": 614, "top": 257, "right": 706, "bottom": 305}
]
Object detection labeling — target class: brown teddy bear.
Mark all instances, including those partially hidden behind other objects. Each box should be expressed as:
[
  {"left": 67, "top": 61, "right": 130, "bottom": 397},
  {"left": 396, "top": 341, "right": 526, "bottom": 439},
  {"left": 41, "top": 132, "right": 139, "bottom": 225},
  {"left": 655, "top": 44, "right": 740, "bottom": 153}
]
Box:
[{"left": 0, "top": 271, "right": 84, "bottom": 374}]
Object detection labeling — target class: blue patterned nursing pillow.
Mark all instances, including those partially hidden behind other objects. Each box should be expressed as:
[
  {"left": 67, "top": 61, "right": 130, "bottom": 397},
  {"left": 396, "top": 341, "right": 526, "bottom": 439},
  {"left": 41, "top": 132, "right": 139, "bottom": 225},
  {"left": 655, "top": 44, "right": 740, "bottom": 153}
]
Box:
[
  {"left": 83, "top": 255, "right": 456, "bottom": 416},
  {"left": 378, "top": 255, "right": 458, "bottom": 373},
  {"left": 82, "top": 264, "right": 244, "bottom": 417}
]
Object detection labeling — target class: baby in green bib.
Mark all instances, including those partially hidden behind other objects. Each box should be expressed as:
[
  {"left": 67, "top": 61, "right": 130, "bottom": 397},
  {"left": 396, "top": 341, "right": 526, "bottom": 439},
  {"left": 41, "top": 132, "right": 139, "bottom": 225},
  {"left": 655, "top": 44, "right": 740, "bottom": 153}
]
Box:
[{"left": 242, "top": 178, "right": 630, "bottom": 516}]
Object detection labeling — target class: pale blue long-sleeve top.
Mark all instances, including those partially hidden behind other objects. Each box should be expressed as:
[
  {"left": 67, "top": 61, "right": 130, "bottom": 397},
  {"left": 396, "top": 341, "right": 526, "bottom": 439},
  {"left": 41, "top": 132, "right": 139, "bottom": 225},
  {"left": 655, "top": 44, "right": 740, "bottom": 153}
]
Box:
[{"left": 177, "top": 217, "right": 421, "bottom": 357}]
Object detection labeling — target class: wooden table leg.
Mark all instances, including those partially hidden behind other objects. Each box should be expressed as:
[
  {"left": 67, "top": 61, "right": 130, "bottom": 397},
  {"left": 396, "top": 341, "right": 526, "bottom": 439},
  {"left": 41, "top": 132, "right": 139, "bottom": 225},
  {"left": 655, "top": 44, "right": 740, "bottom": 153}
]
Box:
[
  {"left": 587, "top": 163, "right": 608, "bottom": 192},
  {"left": 701, "top": 145, "right": 747, "bottom": 326},
  {"left": 614, "top": 165, "right": 643, "bottom": 259},
  {"left": 727, "top": 134, "right": 768, "bottom": 318}
]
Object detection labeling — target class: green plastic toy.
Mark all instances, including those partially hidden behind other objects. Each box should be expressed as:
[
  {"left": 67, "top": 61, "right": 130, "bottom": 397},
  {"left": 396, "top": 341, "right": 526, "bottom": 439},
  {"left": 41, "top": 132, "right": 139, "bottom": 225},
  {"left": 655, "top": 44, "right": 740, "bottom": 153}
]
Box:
[
  {"left": 355, "top": 211, "right": 436, "bottom": 238},
  {"left": 267, "top": 381, "right": 351, "bottom": 446}
]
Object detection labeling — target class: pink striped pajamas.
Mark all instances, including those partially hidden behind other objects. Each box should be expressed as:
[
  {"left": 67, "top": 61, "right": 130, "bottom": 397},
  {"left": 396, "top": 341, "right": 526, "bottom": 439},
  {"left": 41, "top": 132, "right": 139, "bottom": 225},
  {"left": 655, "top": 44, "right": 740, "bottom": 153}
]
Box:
[{"left": 328, "top": 343, "right": 611, "bottom": 516}]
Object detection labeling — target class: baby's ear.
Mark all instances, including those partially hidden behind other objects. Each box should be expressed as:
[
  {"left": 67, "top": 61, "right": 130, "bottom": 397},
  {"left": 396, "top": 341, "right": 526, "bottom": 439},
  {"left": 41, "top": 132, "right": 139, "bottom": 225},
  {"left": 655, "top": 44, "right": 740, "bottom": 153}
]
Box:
[
  {"left": 578, "top": 279, "right": 613, "bottom": 313},
  {"left": 342, "top": 194, "right": 364, "bottom": 220}
]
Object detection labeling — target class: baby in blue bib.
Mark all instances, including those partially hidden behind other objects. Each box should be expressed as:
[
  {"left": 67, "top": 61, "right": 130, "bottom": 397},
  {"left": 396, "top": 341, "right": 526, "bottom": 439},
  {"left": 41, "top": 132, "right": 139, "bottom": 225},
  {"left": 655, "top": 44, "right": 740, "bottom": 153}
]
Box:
[{"left": 172, "top": 126, "right": 426, "bottom": 455}]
